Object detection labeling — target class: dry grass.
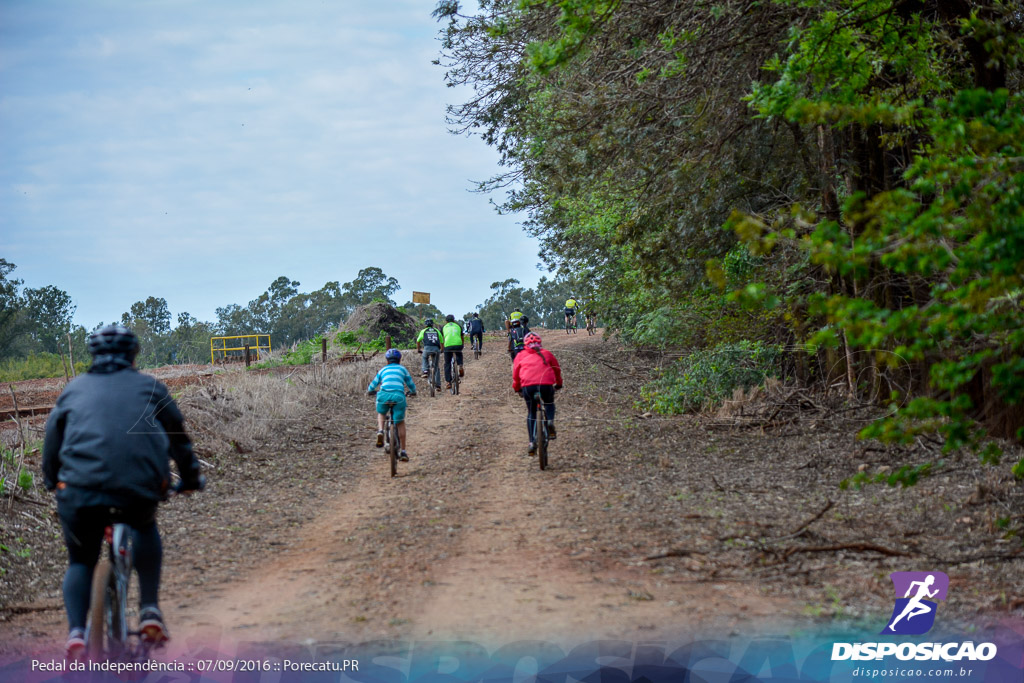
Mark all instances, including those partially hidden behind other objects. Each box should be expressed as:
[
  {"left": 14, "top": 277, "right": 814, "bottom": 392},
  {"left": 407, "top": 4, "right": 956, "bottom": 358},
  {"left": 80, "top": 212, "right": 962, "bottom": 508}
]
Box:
[{"left": 178, "top": 355, "right": 418, "bottom": 454}]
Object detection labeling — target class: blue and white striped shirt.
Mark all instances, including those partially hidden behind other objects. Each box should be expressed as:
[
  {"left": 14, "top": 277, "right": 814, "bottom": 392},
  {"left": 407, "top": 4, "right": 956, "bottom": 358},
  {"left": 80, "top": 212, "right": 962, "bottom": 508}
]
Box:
[{"left": 368, "top": 363, "right": 417, "bottom": 395}]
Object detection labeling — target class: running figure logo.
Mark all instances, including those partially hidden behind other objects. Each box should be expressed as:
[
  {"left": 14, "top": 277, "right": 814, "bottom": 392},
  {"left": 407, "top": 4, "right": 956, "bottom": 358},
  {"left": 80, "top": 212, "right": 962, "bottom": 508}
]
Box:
[{"left": 882, "top": 571, "right": 949, "bottom": 635}]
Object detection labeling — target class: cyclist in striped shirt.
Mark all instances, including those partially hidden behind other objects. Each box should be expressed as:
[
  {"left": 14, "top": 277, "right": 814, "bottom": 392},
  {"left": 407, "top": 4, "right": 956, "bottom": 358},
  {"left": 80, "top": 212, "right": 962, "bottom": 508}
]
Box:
[{"left": 367, "top": 348, "right": 417, "bottom": 461}]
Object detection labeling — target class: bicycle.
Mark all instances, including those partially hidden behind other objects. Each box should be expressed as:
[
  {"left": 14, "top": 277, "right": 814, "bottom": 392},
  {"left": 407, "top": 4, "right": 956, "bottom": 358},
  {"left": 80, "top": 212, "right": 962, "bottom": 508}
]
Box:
[
  {"left": 449, "top": 353, "right": 460, "bottom": 395},
  {"left": 382, "top": 401, "right": 402, "bottom": 478},
  {"left": 86, "top": 478, "right": 204, "bottom": 661},
  {"left": 565, "top": 313, "right": 577, "bottom": 334},
  {"left": 530, "top": 388, "right": 551, "bottom": 470},
  {"left": 424, "top": 351, "right": 441, "bottom": 398},
  {"left": 472, "top": 337, "right": 481, "bottom": 360}
]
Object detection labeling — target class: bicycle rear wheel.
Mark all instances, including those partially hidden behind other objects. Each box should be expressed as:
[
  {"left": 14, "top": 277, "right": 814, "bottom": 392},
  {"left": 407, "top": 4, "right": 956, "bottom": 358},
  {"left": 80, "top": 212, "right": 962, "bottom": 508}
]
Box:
[
  {"left": 536, "top": 402, "right": 548, "bottom": 470},
  {"left": 451, "top": 358, "right": 460, "bottom": 395},
  {"left": 428, "top": 357, "right": 436, "bottom": 397},
  {"left": 388, "top": 418, "right": 398, "bottom": 477},
  {"left": 86, "top": 557, "right": 114, "bottom": 660}
]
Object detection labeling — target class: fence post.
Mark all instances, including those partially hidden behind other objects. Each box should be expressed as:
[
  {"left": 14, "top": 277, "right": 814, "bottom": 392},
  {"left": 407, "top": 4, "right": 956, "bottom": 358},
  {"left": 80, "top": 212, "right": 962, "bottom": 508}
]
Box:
[
  {"left": 245, "top": 345, "right": 251, "bottom": 368},
  {"left": 322, "top": 337, "right": 327, "bottom": 363},
  {"left": 385, "top": 335, "right": 392, "bottom": 350}
]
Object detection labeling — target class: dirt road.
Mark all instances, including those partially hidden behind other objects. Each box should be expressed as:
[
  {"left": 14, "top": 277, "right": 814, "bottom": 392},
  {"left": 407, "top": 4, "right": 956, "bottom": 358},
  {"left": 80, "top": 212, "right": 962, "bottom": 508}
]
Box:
[
  {"left": 4, "top": 330, "right": 1021, "bottom": 659},
  {"left": 176, "top": 331, "right": 789, "bottom": 648}
]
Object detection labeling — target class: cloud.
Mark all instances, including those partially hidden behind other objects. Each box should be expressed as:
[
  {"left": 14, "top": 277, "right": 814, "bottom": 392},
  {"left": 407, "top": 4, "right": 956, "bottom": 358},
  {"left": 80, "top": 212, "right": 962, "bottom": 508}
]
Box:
[{"left": 1, "top": 1, "right": 543, "bottom": 327}]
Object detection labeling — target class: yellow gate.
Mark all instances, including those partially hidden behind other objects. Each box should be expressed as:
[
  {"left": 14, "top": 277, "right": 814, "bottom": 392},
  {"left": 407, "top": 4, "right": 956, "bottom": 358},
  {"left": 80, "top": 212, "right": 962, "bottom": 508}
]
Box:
[{"left": 210, "top": 334, "right": 271, "bottom": 365}]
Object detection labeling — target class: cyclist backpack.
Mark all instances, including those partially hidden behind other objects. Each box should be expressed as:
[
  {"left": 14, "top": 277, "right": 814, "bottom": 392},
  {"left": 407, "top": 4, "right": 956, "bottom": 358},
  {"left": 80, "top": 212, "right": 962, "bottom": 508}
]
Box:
[
  {"left": 509, "top": 325, "right": 527, "bottom": 350},
  {"left": 423, "top": 327, "right": 441, "bottom": 347}
]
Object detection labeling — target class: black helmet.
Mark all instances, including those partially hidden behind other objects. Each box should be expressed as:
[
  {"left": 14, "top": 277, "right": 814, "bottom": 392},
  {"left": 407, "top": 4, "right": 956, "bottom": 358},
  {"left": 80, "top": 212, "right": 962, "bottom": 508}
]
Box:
[
  {"left": 445, "top": 314, "right": 455, "bottom": 322},
  {"left": 88, "top": 324, "right": 140, "bottom": 359},
  {"left": 425, "top": 318, "right": 434, "bottom": 327},
  {"left": 472, "top": 313, "right": 479, "bottom": 318}
]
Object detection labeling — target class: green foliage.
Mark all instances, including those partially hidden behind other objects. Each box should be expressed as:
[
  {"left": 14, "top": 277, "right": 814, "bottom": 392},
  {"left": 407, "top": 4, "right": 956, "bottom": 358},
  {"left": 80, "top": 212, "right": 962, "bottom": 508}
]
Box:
[
  {"left": 744, "top": 0, "right": 1024, "bottom": 475},
  {"left": 0, "top": 352, "right": 88, "bottom": 381},
  {"left": 17, "top": 469, "right": 32, "bottom": 492},
  {"left": 280, "top": 334, "right": 329, "bottom": 366},
  {"left": 639, "top": 340, "right": 780, "bottom": 414},
  {"left": 334, "top": 329, "right": 396, "bottom": 353},
  {"left": 400, "top": 301, "right": 443, "bottom": 323}
]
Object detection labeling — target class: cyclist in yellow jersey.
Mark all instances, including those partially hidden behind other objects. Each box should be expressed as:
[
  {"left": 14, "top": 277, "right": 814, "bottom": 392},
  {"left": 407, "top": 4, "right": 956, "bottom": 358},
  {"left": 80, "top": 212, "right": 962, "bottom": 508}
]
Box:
[{"left": 564, "top": 297, "right": 578, "bottom": 329}]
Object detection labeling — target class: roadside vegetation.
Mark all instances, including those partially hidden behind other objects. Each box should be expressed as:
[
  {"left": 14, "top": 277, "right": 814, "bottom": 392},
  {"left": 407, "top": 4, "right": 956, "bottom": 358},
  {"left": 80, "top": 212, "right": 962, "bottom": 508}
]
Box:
[
  {"left": 433, "top": 0, "right": 1024, "bottom": 486},
  {"left": 0, "top": 264, "right": 417, "bottom": 379}
]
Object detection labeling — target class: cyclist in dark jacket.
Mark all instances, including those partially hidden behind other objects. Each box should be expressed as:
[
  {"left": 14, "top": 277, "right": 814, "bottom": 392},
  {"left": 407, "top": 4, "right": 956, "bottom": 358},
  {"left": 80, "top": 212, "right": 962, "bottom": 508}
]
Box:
[
  {"left": 467, "top": 313, "right": 485, "bottom": 353},
  {"left": 43, "top": 324, "right": 203, "bottom": 659}
]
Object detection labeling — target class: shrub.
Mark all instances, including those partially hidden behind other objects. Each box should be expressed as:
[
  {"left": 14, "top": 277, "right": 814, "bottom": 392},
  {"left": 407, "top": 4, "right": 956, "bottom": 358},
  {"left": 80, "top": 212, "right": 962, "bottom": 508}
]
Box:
[
  {"left": 640, "top": 340, "right": 780, "bottom": 414},
  {"left": 0, "top": 352, "right": 89, "bottom": 381}
]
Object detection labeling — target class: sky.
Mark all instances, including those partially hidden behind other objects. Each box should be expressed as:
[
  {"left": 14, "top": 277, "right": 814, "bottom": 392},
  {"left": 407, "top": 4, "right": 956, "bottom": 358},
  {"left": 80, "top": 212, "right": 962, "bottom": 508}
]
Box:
[{"left": 0, "top": 0, "right": 544, "bottom": 330}]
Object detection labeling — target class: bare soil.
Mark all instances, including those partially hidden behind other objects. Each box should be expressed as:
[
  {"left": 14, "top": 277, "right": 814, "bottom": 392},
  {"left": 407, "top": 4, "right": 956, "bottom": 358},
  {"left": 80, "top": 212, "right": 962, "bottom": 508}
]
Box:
[{"left": 1, "top": 332, "right": 1022, "bottom": 659}]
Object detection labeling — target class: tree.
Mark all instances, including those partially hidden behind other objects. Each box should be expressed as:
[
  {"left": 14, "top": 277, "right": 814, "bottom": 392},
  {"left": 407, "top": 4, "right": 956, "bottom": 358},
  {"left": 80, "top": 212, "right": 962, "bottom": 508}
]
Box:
[
  {"left": 171, "top": 312, "right": 217, "bottom": 365},
  {"left": 122, "top": 296, "right": 172, "bottom": 367},
  {"left": 476, "top": 278, "right": 529, "bottom": 331},
  {"left": 738, "top": 0, "right": 1024, "bottom": 482},
  {"left": 0, "top": 259, "right": 27, "bottom": 359},
  {"left": 23, "top": 285, "right": 75, "bottom": 354},
  {"left": 341, "top": 267, "right": 400, "bottom": 312},
  {"left": 401, "top": 301, "right": 444, "bottom": 323},
  {"left": 122, "top": 296, "right": 171, "bottom": 336}
]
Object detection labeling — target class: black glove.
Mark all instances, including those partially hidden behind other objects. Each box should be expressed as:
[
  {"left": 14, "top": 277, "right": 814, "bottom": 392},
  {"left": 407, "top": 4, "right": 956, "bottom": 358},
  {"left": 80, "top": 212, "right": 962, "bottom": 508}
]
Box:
[
  {"left": 175, "top": 474, "right": 206, "bottom": 494},
  {"left": 367, "top": 390, "right": 377, "bottom": 396},
  {"left": 555, "top": 385, "right": 563, "bottom": 391}
]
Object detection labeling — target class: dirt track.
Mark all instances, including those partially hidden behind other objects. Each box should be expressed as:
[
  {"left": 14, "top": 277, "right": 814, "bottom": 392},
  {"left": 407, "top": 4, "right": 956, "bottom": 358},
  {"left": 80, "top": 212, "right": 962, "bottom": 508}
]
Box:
[
  {"left": 175, "top": 331, "right": 790, "bottom": 648},
  {"left": 2, "top": 330, "right": 1022, "bottom": 659}
]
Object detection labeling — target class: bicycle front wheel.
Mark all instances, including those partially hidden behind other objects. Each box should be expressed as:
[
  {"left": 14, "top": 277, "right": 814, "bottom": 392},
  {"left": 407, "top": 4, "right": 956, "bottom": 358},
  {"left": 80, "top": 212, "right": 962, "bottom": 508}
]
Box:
[
  {"left": 86, "top": 558, "right": 114, "bottom": 660},
  {"left": 389, "top": 420, "right": 398, "bottom": 477}
]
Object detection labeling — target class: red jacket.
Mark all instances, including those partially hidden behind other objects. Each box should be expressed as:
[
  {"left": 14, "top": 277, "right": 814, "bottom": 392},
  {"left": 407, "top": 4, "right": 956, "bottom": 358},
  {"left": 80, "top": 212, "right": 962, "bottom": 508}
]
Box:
[{"left": 512, "top": 347, "right": 563, "bottom": 391}]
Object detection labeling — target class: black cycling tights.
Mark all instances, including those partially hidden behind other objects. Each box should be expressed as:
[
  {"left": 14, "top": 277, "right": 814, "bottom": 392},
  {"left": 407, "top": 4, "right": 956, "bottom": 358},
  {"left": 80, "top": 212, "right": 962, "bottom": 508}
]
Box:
[
  {"left": 521, "top": 385, "right": 556, "bottom": 442},
  {"left": 58, "top": 502, "right": 162, "bottom": 630}
]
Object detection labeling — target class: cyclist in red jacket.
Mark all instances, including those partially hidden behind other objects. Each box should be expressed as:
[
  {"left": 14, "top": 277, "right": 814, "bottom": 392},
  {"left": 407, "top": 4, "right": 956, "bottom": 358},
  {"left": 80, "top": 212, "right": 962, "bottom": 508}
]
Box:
[{"left": 511, "top": 332, "right": 563, "bottom": 455}]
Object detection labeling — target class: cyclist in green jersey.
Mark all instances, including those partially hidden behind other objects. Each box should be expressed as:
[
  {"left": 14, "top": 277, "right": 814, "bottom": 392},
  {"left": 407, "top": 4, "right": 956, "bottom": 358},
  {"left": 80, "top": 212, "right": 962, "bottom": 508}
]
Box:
[
  {"left": 416, "top": 318, "right": 443, "bottom": 388},
  {"left": 441, "top": 314, "right": 465, "bottom": 388}
]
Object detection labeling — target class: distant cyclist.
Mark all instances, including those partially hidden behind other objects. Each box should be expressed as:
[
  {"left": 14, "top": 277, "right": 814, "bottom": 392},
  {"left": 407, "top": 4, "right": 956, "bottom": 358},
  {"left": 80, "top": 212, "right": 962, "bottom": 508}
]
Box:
[
  {"left": 467, "top": 313, "right": 485, "bottom": 354},
  {"left": 512, "top": 332, "right": 563, "bottom": 456},
  {"left": 564, "top": 297, "right": 578, "bottom": 330},
  {"left": 367, "top": 348, "right": 417, "bottom": 461},
  {"left": 508, "top": 311, "right": 528, "bottom": 362},
  {"left": 43, "top": 324, "right": 203, "bottom": 659},
  {"left": 441, "top": 314, "right": 465, "bottom": 389},
  {"left": 416, "top": 318, "right": 443, "bottom": 387}
]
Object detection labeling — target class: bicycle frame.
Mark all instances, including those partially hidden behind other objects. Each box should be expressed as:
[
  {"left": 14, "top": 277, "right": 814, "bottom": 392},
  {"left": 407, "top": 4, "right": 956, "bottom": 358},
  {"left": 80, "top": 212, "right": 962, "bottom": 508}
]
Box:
[{"left": 87, "top": 522, "right": 149, "bottom": 661}]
